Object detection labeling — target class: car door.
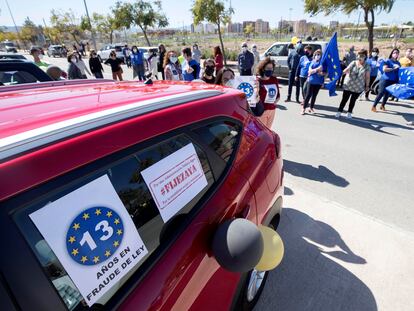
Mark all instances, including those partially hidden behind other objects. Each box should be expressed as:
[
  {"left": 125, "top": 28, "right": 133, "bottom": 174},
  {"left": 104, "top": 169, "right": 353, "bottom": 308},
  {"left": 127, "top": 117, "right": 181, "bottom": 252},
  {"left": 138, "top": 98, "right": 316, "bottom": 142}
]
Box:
[
  {"left": 265, "top": 44, "right": 289, "bottom": 77},
  {"left": 3, "top": 119, "right": 256, "bottom": 311}
]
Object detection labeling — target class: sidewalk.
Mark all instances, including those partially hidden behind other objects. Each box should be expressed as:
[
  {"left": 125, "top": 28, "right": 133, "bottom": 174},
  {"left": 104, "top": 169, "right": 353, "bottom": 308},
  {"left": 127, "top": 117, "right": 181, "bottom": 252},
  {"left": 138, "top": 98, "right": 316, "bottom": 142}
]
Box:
[{"left": 255, "top": 185, "right": 414, "bottom": 311}]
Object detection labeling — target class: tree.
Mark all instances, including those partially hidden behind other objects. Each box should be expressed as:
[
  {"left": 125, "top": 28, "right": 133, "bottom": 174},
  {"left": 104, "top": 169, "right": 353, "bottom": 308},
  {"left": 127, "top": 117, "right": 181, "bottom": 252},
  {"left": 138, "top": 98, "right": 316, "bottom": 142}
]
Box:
[
  {"left": 81, "top": 13, "right": 121, "bottom": 45},
  {"left": 20, "top": 17, "right": 39, "bottom": 45},
  {"left": 50, "top": 9, "right": 82, "bottom": 44},
  {"left": 192, "top": 0, "right": 233, "bottom": 66},
  {"left": 112, "top": 0, "right": 168, "bottom": 46},
  {"left": 305, "top": 0, "right": 395, "bottom": 52},
  {"left": 244, "top": 23, "right": 254, "bottom": 38}
]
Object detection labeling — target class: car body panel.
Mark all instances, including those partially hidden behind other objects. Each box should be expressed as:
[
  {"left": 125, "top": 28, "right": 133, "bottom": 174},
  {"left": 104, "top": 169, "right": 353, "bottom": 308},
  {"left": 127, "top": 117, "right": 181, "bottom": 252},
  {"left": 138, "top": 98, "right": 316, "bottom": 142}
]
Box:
[
  {"left": 0, "top": 60, "right": 52, "bottom": 86},
  {"left": 98, "top": 44, "right": 125, "bottom": 61}
]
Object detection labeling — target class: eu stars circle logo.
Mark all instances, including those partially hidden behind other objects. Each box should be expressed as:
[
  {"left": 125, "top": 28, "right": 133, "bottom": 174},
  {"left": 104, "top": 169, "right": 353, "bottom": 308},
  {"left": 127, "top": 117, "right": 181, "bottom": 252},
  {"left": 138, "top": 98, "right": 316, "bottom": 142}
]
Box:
[
  {"left": 66, "top": 207, "right": 124, "bottom": 266},
  {"left": 268, "top": 88, "right": 276, "bottom": 98},
  {"left": 237, "top": 82, "right": 254, "bottom": 98}
]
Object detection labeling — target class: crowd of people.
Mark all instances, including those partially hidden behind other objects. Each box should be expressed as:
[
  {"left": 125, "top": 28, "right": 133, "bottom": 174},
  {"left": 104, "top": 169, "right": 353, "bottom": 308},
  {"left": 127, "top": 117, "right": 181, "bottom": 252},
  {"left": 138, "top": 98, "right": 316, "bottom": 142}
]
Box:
[{"left": 29, "top": 40, "right": 413, "bottom": 122}]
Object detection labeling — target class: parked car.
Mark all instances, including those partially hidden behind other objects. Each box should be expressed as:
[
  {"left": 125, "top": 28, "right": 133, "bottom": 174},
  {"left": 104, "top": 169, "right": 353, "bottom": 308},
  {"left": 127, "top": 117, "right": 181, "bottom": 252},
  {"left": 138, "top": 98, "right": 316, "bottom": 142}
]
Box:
[
  {"left": 0, "top": 80, "right": 284, "bottom": 311},
  {"left": 261, "top": 41, "right": 328, "bottom": 78},
  {"left": 47, "top": 45, "right": 67, "bottom": 58},
  {"left": 0, "top": 59, "right": 52, "bottom": 86},
  {"left": 0, "top": 41, "right": 18, "bottom": 53},
  {"left": 137, "top": 46, "right": 159, "bottom": 59},
  {"left": 0, "top": 52, "right": 26, "bottom": 60},
  {"left": 97, "top": 44, "right": 124, "bottom": 62}
]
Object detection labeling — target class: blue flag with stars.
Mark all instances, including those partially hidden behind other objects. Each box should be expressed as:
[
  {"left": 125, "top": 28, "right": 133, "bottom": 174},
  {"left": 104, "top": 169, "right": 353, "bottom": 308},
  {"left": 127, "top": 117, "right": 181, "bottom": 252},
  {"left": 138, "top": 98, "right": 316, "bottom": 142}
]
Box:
[
  {"left": 386, "top": 67, "right": 414, "bottom": 99},
  {"left": 321, "top": 32, "right": 342, "bottom": 96}
]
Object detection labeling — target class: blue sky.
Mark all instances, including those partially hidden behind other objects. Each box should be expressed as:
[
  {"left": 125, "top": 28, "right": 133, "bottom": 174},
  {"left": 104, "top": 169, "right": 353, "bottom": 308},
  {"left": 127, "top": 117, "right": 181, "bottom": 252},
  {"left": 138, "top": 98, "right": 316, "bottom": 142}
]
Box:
[{"left": 0, "top": 0, "right": 411, "bottom": 28}]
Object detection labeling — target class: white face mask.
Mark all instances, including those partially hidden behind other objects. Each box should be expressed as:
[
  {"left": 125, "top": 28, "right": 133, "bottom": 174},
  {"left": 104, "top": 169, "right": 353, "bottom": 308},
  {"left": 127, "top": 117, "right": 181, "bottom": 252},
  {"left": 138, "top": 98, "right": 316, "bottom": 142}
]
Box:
[
  {"left": 38, "top": 54, "right": 44, "bottom": 60},
  {"left": 133, "top": 49, "right": 138, "bottom": 53},
  {"left": 169, "top": 56, "right": 178, "bottom": 63},
  {"left": 242, "top": 47, "right": 247, "bottom": 52},
  {"left": 371, "top": 52, "right": 377, "bottom": 57},
  {"left": 71, "top": 58, "right": 77, "bottom": 63},
  {"left": 314, "top": 55, "right": 321, "bottom": 61},
  {"left": 252, "top": 47, "right": 257, "bottom": 52},
  {"left": 224, "top": 79, "right": 234, "bottom": 87}
]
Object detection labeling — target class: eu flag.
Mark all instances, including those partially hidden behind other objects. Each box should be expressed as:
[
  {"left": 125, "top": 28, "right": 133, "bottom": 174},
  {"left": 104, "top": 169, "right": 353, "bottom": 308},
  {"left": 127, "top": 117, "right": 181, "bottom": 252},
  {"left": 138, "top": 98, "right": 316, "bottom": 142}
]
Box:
[
  {"left": 321, "top": 33, "right": 342, "bottom": 96},
  {"left": 386, "top": 67, "right": 414, "bottom": 99}
]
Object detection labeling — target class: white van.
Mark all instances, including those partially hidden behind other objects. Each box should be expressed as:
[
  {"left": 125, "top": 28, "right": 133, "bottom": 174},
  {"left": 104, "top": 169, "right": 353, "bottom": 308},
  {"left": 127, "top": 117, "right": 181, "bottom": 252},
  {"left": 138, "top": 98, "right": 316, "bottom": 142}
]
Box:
[{"left": 261, "top": 41, "right": 328, "bottom": 78}]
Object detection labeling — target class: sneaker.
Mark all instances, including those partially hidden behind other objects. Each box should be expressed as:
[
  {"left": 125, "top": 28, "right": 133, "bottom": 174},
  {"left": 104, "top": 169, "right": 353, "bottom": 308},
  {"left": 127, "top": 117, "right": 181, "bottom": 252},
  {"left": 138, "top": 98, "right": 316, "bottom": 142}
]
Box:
[
  {"left": 380, "top": 105, "right": 386, "bottom": 111},
  {"left": 371, "top": 106, "right": 377, "bottom": 112},
  {"left": 301, "top": 109, "right": 305, "bottom": 115},
  {"left": 335, "top": 111, "right": 341, "bottom": 118},
  {"left": 308, "top": 109, "right": 313, "bottom": 114},
  {"left": 346, "top": 112, "right": 352, "bottom": 119},
  {"left": 285, "top": 98, "right": 291, "bottom": 102},
  {"left": 365, "top": 97, "right": 370, "bottom": 101},
  {"left": 310, "top": 108, "right": 315, "bottom": 113}
]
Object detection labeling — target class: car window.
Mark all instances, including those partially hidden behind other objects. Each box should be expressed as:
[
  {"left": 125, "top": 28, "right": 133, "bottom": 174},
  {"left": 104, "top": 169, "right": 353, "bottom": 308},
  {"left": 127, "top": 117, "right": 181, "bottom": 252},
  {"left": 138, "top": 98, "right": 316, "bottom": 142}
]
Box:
[
  {"left": 309, "top": 44, "right": 322, "bottom": 52},
  {"left": 13, "top": 134, "right": 214, "bottom": 310},
  {"left": 267, "top": 44, "right": 288, "bottom": 57},
  {"left": 0, "top": 70, "right": 40, "bottom": 85},
  {"left": 192, "top": 121, "right": 241, "bottom": 163}
]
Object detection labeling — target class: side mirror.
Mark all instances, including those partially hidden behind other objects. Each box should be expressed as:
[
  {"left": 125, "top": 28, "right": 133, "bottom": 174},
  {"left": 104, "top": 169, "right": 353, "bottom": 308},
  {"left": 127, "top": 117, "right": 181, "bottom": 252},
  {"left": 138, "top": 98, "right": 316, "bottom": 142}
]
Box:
[{"left": 212, "top": 218, "right": 263, "bottom": 273}]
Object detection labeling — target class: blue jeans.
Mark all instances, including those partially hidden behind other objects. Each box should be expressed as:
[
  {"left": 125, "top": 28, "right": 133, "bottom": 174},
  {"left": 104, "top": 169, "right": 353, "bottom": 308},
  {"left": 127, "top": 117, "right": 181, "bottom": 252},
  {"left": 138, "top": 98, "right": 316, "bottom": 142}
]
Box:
[
  {"left": 373, "top": 79, "right": 395, "bottom": 107},
  {"left": 287, "top": 70, "right": 300, "bottom": 100}
]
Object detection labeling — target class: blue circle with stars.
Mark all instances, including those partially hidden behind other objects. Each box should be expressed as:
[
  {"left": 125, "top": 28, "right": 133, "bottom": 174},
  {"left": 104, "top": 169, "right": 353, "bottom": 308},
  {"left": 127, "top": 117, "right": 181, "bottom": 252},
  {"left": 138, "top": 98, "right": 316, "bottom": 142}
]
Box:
[
  {"left": 268, "top": 88, "right": 276, "bottom": 98},
  {"left": 66, "top": 207, "right": 124, "bottom": 266},
  {"left": 237, "top": 82, "right": 254, "bottom": 98}
]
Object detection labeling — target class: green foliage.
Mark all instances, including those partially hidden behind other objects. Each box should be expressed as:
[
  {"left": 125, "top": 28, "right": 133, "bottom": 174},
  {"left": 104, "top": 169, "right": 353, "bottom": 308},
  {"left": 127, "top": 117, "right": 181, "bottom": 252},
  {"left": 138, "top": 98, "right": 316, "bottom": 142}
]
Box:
[
  {"left": 50, "top": 9, "right": 82, "bottom": 44},
  {"left": 20, "top": 17, "right": 40, "bottom": 44},
  {"left": 112, "top": 0, "right": 168, "bottom": 46},
  {"left": 244, "top": 24, "right": 254, "bottom": 38},
  {"left": 304, "top": 0, "right": 395, "bottom": 16}
]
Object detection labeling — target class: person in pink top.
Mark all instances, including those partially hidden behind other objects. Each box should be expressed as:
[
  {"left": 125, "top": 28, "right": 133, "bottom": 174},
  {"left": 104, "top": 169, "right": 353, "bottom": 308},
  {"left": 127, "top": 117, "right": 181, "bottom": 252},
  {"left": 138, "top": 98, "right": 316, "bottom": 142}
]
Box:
[{"left": 214, "top": 46, "right": 224, "bottom": 75}]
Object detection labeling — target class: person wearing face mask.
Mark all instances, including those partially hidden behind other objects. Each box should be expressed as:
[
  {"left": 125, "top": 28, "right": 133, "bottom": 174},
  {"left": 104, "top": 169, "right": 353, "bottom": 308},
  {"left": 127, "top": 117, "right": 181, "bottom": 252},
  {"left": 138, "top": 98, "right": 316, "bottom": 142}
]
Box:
[
  {"left": 163, "top": 51, "right": 182, "bottom": 81},
  {"left": 192, "top": 44, "right": 201, "bottom": 64},
  {"left": 201, "top": 59, "right": 216, "bottom": 84},
  {"left": 215, "top": 67, "right": 235, "bottom": 86},
  {"left": 256, "top": 57, "right": 280, "bottom": 127},
  {"left": 286, "top": 40, "right": 304, "bottom": 103},
  {"left": 302, "top": 49, "right": 325, "bottom": 115},
  {"left": 213, "top": 46, "right": 224, "bottom": 75},
  {"left": 295, "top": 45, "right": 313, "bottom": 102},
  {"left": 182, "top": 47, "right": 200, "bottom": 81},
  {"left": 251, "top": 44, "right": 260, "bottom": 77},
  {"left": 238, "top": 42, "right": 254, "bottom": 76},
  {"left": 372, "top": 48, "right": 401, "bottom": 112},
  {"left": 30, "top": 47, "right": 49, "bottom": 70},
  {"left": 147, "top": 50, "right": 159, "bottom": 80},
  {"left": 104, "top": 51, "right": 124, "bottom": 81},
  {"left": 89, "top": 50, "right": 104, "bottom": 79},
  {"left": 158, "top": 44, "right": 166, "bottom": 80},
  {"left": 74, "top": 53, "right": 91, "bottom": 79},
  {"left": 67, "top": 53, "right": 83, "bottom": 80},
  {"left": 365, "top": 47, "right": 380, "bottom": 100},
  {"left": 399, "top": 48, "right": 413, "bottom": 68},
  {"left": 335, "top": 49, "right": 370, "bottom": 119},
  {"left": 130, "top": 46, "right": 145, "bottom": 81}
]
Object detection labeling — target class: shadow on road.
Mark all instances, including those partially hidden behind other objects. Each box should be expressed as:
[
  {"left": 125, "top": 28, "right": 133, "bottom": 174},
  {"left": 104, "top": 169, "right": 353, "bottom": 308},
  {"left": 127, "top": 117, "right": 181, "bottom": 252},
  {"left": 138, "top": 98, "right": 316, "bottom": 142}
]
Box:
[
  {"left": 255, "top": 208, "right": 377, "bottom": 311},
  {"left": 284, "top": 186, "right": 294, "bottom": 196},
  {"left": 284, "top": 159, "right": 349, "bottom": 188}
]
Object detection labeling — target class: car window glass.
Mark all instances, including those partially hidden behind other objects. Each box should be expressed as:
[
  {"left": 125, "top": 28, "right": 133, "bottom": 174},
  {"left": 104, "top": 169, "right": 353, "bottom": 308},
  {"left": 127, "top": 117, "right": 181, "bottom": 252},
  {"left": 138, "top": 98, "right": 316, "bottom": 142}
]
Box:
[
  {"left": 267, "top": 44, "right": 287, "bottom": 57},
  {"left": 309, "top": 44, "right": 322, "bottom": 52},
  {"left": 0, "top": 70, "right": 40, "bottom": 85},
  {"left": 13, "top": 134, "right": 214, "bottom": 310},
  {"left": 192, "top": 121, "right": 241, "bottom": 163}
]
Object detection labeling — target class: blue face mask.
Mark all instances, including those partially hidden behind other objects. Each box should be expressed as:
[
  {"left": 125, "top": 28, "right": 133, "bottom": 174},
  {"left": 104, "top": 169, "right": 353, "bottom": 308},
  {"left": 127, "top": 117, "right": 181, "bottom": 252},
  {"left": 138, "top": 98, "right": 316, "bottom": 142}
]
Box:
[{"left": 264, "top": 70, "right": 273, "bottom": 77}]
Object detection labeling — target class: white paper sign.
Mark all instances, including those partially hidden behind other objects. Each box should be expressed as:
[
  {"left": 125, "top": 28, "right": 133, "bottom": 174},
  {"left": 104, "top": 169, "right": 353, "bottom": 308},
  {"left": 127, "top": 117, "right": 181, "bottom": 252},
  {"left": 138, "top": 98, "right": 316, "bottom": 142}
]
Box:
[
  {"left": 30, "top": 175, "right": 148, "bottom": 307},
  {"left": 141, "top": 143, "right": 208, "bottom": 223},
  {"left": 233, "top": 76, "right": 258, "bottom": 107},
  {"left": 264, "top": 84, "right": 278, "bottom": 103}
]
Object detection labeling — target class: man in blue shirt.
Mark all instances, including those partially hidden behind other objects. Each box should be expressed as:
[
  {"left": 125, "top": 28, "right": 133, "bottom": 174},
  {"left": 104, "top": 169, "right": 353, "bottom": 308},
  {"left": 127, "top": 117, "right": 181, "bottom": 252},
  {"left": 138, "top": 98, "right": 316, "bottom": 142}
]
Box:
[
  {"left": 286, "top": 41, "right": 304, "bottom": 103},
  {"left": 238, "top": 42, "right": 255, "bottom": 76},
  {"left": 365, "top": 47, "right": 380, "bottom": 101},
  {"left": 295, "top": 45, "right": 313, "bottom": 101},
  {"left": 182, "top": 47, "right": 200, "bottom": 81},
  {"left": 130, "top": 46, "right": 145, "bottom": 81}
]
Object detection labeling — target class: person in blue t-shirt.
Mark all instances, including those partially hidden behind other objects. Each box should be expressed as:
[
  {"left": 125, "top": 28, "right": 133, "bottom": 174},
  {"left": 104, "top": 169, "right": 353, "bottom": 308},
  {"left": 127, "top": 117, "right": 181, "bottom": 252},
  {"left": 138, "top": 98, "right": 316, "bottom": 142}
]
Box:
[
  {"left": 301, "top": 49, "right": 326, "bottom": 115},
  {"left": 365, "top": 47, "right": 380, "bottom": 101},
  {"left": 295, "top": 45, "right": 313, "bottom": 101},
  {"left": 372, "top": 48, "right": 400, "bottom": 112},
  {"left": 182, "top": 47, "right": 200, "bottom": 81},
  {"left": 130, "top": 46, "right": 145, "bottom": 81}
]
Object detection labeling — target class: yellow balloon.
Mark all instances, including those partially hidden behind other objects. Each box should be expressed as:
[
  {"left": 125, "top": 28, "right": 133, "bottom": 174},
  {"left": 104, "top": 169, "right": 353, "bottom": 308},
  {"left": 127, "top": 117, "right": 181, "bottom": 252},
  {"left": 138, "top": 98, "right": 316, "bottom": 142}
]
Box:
[
  {"left": 255, "top": 225, "right": 284, "bottom": 271},
  {"left": 291, "top": 36, "right": 299, "bottom": 45}
]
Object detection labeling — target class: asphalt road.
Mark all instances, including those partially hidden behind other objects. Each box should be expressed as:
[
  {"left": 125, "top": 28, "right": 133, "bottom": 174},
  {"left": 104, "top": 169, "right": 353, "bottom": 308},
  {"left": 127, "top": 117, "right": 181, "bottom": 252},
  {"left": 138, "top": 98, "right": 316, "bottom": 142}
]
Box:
[{"left": 39, "top": 54, "right": 414, "bottom": 310}]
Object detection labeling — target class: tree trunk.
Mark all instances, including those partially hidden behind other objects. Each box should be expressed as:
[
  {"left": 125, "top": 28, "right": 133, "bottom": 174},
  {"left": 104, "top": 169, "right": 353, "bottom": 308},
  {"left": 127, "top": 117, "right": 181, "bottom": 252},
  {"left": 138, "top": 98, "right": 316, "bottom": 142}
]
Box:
[
  {"left": 364, "top": 8, "right": 375, "bottom": 53},
  {"left": 71, "top": 32, "right": 80, "bottom": 45},
  {"left": 110, "top": 31, "right": 113, "bottom": 44},
  {"left": 140, "top": 26, "right": 151, "bottom": 46},
  {"left": 217, "top": 22, "right": 227, "bottom": 66}
]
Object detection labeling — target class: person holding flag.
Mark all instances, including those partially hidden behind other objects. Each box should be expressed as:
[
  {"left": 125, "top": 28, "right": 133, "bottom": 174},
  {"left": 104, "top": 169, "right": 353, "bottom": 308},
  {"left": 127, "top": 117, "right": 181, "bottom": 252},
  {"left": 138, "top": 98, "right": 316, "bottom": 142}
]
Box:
[{"left": 321, "top": 32, "right": 342, "bottom": 97}]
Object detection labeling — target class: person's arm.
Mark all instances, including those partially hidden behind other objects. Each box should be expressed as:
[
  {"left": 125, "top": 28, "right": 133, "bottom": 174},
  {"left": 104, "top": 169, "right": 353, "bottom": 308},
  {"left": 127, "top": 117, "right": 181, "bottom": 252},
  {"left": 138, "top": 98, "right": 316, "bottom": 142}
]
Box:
[
  {"left": 365, "top": 70, "right": 370, "bottom": 92},
  {"left": 295, "top": 58, "right": 302, "bottom": 79},
  {"left": 190, "top": 64, "right": 198, "bottom": 79},
  {"left": 104, "top": 59, "right": 110, "bottom": 65},
  {"left": 89, "top": 59, "right": 94, "bottom": 73},
  {"left": 287, "top": 53, "right": 292, "bottom": 70},
  {"left": 164, "top": 66, "right": 172, "bottom": 80},
  {"left": 343, "top": 61, "right": 354, "bottom": 75}
]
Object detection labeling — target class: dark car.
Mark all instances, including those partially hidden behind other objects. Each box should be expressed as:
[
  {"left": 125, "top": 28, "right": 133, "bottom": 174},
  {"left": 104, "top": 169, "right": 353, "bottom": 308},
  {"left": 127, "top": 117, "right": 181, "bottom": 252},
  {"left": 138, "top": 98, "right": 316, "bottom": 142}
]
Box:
[
  {"left": 0, "top": 53, "right": 27, "bottom": 60},
  {"left": 0, "top": 41, "right": 18, "bottom": 53},
  {"left": 0, "top": 59, "right": 53, "bottom": 86},
  {"left": 47, "top": 45, "right": 67, "bottom": 58}
]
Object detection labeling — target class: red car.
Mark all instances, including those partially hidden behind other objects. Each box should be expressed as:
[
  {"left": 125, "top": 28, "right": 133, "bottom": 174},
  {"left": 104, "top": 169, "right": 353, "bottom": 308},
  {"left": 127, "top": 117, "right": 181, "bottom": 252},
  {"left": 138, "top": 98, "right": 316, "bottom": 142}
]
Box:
[{"left": 0, "top": 80, "right": 283, "bottom": 311}]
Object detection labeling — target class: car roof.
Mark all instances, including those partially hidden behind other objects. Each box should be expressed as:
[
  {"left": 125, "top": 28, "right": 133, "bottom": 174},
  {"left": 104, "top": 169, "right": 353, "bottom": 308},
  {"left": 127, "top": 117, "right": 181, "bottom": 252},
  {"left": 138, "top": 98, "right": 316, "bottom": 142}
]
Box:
[{"left": 0, "top": 81, "right": 229, "bottom": 160}]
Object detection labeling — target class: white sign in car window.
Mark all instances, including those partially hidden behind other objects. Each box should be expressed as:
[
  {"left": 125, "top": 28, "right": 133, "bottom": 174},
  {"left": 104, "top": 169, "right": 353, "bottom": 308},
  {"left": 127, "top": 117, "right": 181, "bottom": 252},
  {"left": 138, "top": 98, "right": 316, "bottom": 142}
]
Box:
[
  {"left": 141, "top": 143, "right": 208, "bottom": 223},
  {"left": 30, "top": 175, "right": 148, "bottom": 307}
]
